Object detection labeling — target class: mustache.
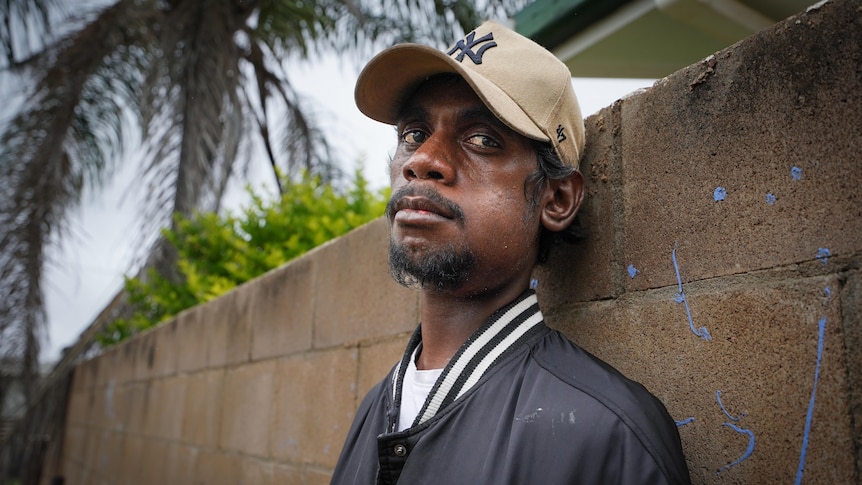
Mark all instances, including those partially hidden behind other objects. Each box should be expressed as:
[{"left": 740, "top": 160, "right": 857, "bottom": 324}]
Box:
[{"left": 385, "top": 185, "right": 465, "bottom": 223}]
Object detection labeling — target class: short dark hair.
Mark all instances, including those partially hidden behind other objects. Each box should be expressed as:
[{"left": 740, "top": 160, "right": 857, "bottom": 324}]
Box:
[{"left": 525, "top": 141, "right": 588, "bottom": 264}]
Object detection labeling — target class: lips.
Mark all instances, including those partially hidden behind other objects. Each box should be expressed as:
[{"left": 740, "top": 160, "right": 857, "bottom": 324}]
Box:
[
  {"left": 386, "top": 187, "right": 464, "bottom": 226},
  {"left": 394, "top": 196, "right": 454, "bottom": 218}
]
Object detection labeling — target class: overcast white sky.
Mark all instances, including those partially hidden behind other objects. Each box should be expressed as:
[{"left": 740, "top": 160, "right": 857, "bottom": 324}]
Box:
[{"left": 40, "top": 53, "right": 654, "bottom": 363}]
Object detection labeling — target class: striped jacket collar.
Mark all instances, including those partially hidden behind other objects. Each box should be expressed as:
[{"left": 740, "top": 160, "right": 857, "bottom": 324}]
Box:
[{"left": 390, "top": 290, "right": 545, "bottom": 431}]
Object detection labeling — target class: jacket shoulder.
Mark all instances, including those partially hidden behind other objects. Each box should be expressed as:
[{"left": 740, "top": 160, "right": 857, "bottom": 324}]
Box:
[{"left": 531, "top": 330, "right": 690, "bottom": 485}]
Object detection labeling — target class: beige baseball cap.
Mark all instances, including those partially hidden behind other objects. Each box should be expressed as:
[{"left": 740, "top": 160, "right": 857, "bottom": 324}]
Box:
[{"left": 355, "top": 20, "right": 585, "bottom": 169}]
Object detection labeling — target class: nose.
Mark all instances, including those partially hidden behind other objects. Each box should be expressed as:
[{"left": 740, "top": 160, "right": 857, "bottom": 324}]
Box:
[{"left": 400, "top": 135, "right": 456, "bottom": 184}]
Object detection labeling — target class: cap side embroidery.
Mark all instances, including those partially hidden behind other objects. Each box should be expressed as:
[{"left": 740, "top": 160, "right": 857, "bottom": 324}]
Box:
[{"left": 556, "top": 125, "right": 567, "bottom": 143}]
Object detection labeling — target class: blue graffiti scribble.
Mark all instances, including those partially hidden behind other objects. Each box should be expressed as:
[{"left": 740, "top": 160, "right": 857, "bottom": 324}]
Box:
[
  {"left": 766, "top": 193, "right": 776, "bottom": 205},
  {"left": 530, "top": 278, "right": 539, "bottom": 289},
  {"left": 791, "top": 166, "right": 803, "bottom": 180},
  {"left": 675, "top": 417, "right": 695, "bottom": 427},
  {"left": 671, "top": 246, "right": 712, "bottom": 341},
  {"left": 816, "top": 248, "right": 831, "bottom": 265},
  {"left": 717, "top": 422, "right": 756, "bottom": 474},
  {"left": 627, "top": 264, "right": 639, "bottom": 279},
  {"left": 713, "top": 187, "right": 727, "bottom": 202},
  {"left": 795, "top": 316, "right": 827, "bottom": 485},
  {"left": 716, "top": 390, "right": 746, "bottom": 422}
]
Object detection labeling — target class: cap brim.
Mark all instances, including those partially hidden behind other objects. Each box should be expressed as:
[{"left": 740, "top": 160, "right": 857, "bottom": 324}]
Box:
[{"left": 355, "top": 44, "right": 547, "bottom": 141}]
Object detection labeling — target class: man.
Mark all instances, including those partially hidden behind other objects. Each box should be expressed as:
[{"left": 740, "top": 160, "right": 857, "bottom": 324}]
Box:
[{"left": 332, "top": 20, "right": 690, "bottom": 485}]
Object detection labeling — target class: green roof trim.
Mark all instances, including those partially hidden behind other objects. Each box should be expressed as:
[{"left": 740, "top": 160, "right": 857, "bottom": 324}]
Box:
[{"left": 515, "top": 0, "right": 633, "bottom": 50}]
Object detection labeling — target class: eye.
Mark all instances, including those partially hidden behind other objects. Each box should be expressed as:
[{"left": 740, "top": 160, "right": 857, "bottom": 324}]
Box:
[
  {"left": 401, "top": 129, "right": 427, "bottom": 145},
  {"left": 465, "top": 134, "right": 500, "bottom": 148}
]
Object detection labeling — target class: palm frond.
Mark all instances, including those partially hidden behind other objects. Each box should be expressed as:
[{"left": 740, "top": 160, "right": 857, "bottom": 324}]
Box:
[
  {"left": 0, "top": 0, "right": 154, "bottom": 397},
  {"left": 0, "top": 0, "right": 65, "bottom": 68}
]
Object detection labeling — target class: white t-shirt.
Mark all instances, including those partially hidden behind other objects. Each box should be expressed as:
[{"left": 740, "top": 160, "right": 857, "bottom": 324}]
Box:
[{"left": 398, "top": 347, "right": 443, "bottom": 432}]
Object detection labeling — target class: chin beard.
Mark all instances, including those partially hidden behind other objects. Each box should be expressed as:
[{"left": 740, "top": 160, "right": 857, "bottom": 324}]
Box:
[{"left": 389, "top": 239, "right": 476, "bottom": 291}]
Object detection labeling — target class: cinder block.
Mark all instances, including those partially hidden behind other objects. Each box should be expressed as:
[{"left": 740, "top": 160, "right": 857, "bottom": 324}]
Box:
[
  {"left": 250, "top": 257, "right": 314, "bottom": 361},
  {"left": 239, "top": 456, "right": 274, "bottom": 484},
  {"left": 145, "top": 375, "right": 187, "bottom": 441},
  {"left": 270, "top": 348, "right": 359, "bottom": 468},
  {"left": 549, "top": 272, "right": 854, "bottom": 483},
  {"left": 181, "top": 368, "right": 224, "bottom": 446},
  {"left": 533, "top": 104, "right": 620, "bottom": 310},
  {"left": 162, "top": 443, "right": 198, "bottom": 484},
  {"left": 149, "top": 318, "right": 180, "bottom": 377},
  {"left": 74, "top": 356, "right": 99, "bottom": 392},
  {"left": 65, "top": 389, "right": 92, "bottom": 427},
  {"left": 201, "top": 282, "right": 253, "bottom": 367},
  {"left": 271, "top": 463, "right": 303, "bottom": 485},
  {"left": 100, "top": 346, "right": 133, "bottom": 386},
  {"left": 839, "top": 268, "right": 862, "bottom": 475},
  {"left": 194, "top": 449, "right": 240, "bottom": 485},
  {"left": 77, "top": 467, "right": 93, "bottom": 485},
  {"left": 62, "top": 424, "right": 87, "bottom": 465},
  {"left": 130, "top": 330, "right": 158, "bottom": 382},
  {"left": 311, "top": 218, "right": 418, "bottom": 348},
  {"left": 120, "top": 327, "right": 144, "bottom": 384},
  {"left": 219, "top": 360, "right": 276, "bottom": 457},
  {"left": 175, "top": 308, "right": 208, "bottom": 373},
  {"left": 135, "top": 437, "right": 169, "bottom": 484},
  {"left": 618, "top": 2, "right": 862, "bottom": 291},
  {"left": 139, "top": 378, "right": 165, "bottom": 440},
  {"left": 95, "top": 431, "right": 125, "bottom": 481},
  {"left": 357, "top": 336, "right": 410, "bottom": 401},
  {"left": 305, "top": 467, "right": 333, "bottom": 485},
  {"left": 60, "top": 460, "right": 82, "bottom": 485},
  {"left": 125, "top": 381, "right": 150, "bottom": 436},
  {"left": 89, "top": 378, "right": 126, "bottom": 432},
  {"left": 117, "top": 433, "right": 144, "bottom": 483}
]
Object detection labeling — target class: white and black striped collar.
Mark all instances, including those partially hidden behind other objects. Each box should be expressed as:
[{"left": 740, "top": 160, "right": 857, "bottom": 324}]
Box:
[{"left": 390, "top": 290, "right": 545, "bottom": 431}]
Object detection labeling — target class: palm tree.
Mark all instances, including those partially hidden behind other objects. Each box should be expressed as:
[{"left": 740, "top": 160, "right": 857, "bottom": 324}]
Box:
[{"left": 0, "top": 0, "right": 527, "bottom": 407}]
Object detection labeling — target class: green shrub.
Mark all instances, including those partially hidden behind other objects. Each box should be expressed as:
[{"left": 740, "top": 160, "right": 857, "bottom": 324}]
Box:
[{"left": 98, "top": 168, "right": 389, "bottom": 346}]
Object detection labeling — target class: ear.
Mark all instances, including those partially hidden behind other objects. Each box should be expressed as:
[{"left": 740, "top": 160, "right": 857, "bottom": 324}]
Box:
[{"left": 539, "top": 171, "right": 585, "bottom": 232}]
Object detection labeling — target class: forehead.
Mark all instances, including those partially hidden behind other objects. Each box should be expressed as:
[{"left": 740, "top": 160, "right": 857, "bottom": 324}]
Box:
[{"left": 396, "top": 75, "right": 501, "bottom": 126}]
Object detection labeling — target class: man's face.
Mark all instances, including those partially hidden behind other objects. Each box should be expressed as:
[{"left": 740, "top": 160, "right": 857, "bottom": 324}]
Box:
[{"left": 386, "top": 76, "right": 543, "bottom": 296}]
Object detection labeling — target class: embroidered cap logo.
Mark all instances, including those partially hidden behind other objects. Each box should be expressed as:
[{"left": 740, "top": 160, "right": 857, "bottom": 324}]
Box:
[
  {"left": 447, "top": 31, "right": 497, "bottom": 64},
  {"left": 556, "top": 125, "right": 567, "bottom": 143}
]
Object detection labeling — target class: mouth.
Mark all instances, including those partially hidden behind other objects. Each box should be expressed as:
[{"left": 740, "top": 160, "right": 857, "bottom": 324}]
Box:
[
  {"left": 386, "top": 187, "right": 463, "bottom": 226},
  {"left": 393, "top": 196, "right": 455, "bottom": 219}
]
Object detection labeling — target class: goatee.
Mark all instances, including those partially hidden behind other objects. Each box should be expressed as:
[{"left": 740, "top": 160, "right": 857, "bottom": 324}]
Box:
[{"left": 389, "top": 240, "right": 476, "bottom": 291}]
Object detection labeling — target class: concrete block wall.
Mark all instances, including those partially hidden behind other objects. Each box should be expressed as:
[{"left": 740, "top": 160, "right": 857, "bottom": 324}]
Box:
[
  {"left": 58, "top": 219, "right": 417, "bottom": 485},
  {"left": 56, "top": 1, "right": 860, "bottom": 483}
]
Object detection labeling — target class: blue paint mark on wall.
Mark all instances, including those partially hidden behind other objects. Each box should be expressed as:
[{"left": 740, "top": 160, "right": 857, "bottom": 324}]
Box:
[
  {"left": 671, "top": 246, "right": 712, "bottom": 341},
  {"left": 766, "top": 193, "right": 776, "bottom": 205},
  {"left": 824, "top": 287, "right": 831, "bottom": 299},
  {"left": 716, "top": 390, "right": 746, "bottom": 422},
  {"left": 795, "top": 316, "right": 827, "bottom": 485},
  {"left": 675, "top": 417, "right": 695, "bottom": 427},
  {"left": 717, "top": 422, "right": 756, "bottom": 474},
  {"left": 816, "top": 247, "right": 831, "bottom": 265},
  {"left": 791, "top": 166, "right": 803, "bottom": 180},
  {"left": 713, "top": 187, "right": 727, "bottom": 202},
  {"left": 627, "top": 264, "right": 639, "bottom": 279}
]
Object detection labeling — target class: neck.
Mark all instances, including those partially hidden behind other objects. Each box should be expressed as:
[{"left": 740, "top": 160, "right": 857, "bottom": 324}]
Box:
[{"left": 415, "top": 283, "right": 529, "bottom": 370}]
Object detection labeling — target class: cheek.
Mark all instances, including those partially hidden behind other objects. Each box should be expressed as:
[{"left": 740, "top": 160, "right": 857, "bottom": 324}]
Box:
[{"left": 389, "top": 157, "right": 405, "bottom": 185}]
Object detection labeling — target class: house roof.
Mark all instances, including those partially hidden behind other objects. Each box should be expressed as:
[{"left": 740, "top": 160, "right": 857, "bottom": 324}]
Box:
[{"left": 514, "top": 0, "right": 816, "bottom": 78}]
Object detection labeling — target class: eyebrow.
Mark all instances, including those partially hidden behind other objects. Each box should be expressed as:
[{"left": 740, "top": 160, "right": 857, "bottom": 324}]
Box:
[
  {"left": 396, "top": 103, "right": 510, "bottom": 134},
  {"left": 396, "top": 104, "right": 429, "bottom": 125}
]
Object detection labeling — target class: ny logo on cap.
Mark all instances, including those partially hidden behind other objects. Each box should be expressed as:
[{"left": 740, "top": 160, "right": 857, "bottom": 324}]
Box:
[
  {"left": 447, "top": 31, "right": 497, "bottom": 64},
  {"left": 556, "top": 125, "right": 567, "bottom": 143}
]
